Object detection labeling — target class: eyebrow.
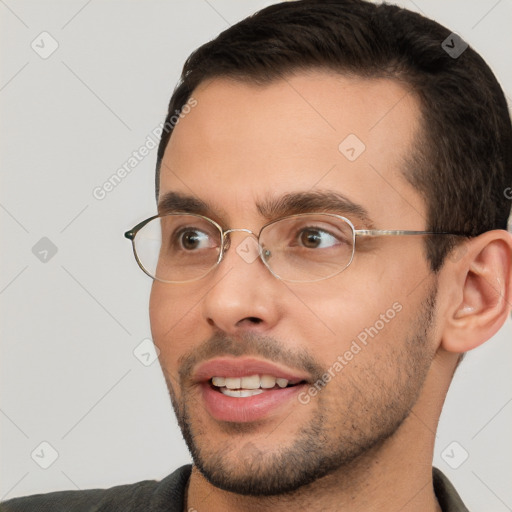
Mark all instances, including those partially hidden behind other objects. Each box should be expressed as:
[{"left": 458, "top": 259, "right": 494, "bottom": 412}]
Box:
[
  {"left": 158, "top": 191, "right": 215, "bottom": 217},
  {"left": 157, "top": 190, "right": 375, "bottom": 229},
  {"left": 257, "top": 191, "right": 375, "bottom": 228}
]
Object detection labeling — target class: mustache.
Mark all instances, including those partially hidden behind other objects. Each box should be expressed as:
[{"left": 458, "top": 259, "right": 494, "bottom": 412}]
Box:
[{"left": 178, "top": 331, "right": 325, "bottom": 384}]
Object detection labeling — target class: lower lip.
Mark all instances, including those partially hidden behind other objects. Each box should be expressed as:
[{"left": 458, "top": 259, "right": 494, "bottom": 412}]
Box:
[{"left": 201, "top": 382, "right": 306, "bottom": 423}]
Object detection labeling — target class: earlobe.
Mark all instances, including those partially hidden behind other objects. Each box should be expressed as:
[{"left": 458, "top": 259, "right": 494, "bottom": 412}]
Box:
[{"left": 441, "top": 231, "right": 512, "bottom": 354}]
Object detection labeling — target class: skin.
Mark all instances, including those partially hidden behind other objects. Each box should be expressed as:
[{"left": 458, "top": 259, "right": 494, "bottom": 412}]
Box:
[{"left": 149, "top": 71, "right": 512, "bottom": 511}]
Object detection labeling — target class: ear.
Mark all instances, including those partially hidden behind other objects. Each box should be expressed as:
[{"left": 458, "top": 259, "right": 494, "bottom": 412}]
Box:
[{"left": 440, "top": 230, "right": 512, "bottom": 353}]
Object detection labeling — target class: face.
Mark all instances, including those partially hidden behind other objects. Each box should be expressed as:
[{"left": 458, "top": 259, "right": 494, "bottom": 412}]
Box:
[{"left": 150, "top": 71, "right": 440, "bottom": 495}]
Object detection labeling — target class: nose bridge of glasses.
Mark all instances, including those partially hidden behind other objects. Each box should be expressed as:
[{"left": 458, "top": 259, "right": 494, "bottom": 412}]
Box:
[
  {"left": 222, "top": 227, "right": 258, "bottom": 249},
  {"left": 223, "top": 228, "right": 256, "bottom": 236}
]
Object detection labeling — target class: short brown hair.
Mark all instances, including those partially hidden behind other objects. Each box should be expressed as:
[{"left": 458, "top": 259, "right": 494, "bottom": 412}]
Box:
[{"left": 156, "top": 0, "right": 512, "bottom": 271}]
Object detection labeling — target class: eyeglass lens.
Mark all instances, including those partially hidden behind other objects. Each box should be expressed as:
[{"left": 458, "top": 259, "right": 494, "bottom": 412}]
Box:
[{"left": 133, "top": 214, "right": 355, "bottom": 283}]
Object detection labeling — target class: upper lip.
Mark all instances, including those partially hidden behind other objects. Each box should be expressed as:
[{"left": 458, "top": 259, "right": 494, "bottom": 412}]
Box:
[{"left": 192, "top": 357, "right": 311, "bottom": 384}]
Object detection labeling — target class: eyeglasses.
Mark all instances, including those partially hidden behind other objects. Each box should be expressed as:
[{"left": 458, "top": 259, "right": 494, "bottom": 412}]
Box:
[{"left": 124, "top": 212, "right": 466, "bottom": 283}]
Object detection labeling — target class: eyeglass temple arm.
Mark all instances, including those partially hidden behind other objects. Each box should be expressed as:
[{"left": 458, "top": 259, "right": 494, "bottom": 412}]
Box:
[
  {"left": 124, "top": 215, "right": 160, "bottom": 241},
  {"left": 354, "top": 230, "right": 470, "bottom": 237}
]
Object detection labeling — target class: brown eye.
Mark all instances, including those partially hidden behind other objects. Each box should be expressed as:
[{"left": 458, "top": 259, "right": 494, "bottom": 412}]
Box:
[
  {"left": 176, "top": 229, "right": 213, "bottom": 250},
  {"left": 181, "top": 231, "right": 202, "bottom": 249},
  {"left": 300, "top": 229, "right": 323, "bottom": 248},
  {"left": 297, "top": 228, "right": 339, "bottom": 249}
]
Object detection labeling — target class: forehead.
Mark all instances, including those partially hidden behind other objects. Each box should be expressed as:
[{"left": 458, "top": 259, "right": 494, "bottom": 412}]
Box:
[{"left": 160, "top": 71, "right": 426, "bottom": 229}]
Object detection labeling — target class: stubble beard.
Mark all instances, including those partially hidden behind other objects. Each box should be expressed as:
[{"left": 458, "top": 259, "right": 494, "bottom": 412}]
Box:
[{"left": 163, "top": 286, "right": 438, "bottom": 496}]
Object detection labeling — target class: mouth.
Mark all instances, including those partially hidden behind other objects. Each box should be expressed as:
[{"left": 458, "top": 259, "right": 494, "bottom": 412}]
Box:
[
  {"left": 193, "top": 357, "right": 311, "bottom": 423},
  {"left": 210, "top": 374, "right": 305, "bottom": 397}
]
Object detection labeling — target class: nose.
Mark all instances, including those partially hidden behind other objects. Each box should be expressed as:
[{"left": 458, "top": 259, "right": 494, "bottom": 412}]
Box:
[{"left": 201, "top": 231, "right": 282, "bottom": 334}]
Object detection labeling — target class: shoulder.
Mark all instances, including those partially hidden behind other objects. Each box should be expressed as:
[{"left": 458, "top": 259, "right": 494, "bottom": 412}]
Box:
[
  {"left": 1, "top": 465, "right": 192, "bottom": 512},
  {"left": 433, "top": 467, "right": 469, "bottom": 512}
]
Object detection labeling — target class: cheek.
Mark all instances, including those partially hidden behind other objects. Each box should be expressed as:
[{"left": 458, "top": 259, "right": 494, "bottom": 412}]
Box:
[
  {"left": 149, "top": 283, "right": 172, "bottom": 346},
  {"left": 293, "top": 277, "right": 395, "bottom": 343},
  {"left": 149, "top": 283, "right": 205, "bottom": 369},
  {"left": 292, "top": 259, "right": 422, "bottom": 364}
]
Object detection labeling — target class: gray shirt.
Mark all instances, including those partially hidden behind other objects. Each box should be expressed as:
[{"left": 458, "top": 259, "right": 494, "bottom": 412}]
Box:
[{"left": 1, "top": 466, "right": 469, "bottom": 511}]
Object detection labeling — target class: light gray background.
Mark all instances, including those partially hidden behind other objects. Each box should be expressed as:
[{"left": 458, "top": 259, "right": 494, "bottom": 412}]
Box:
[{"left": 1, "top": 0, "right": 511, "bottom": 509}]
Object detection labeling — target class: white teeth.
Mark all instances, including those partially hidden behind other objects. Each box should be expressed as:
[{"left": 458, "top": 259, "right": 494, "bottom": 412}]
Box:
[
  {"left": 240, "top": 375, "right": 260, "bottom": 389},
  {"left": 221, "top": 388, "right": 264, "bottom": 398},
  {"left": 260, "top": 375, "right": 277, "bottom": 388},
  {"left": 212, "top": 376, "right": 225, "bottom": 387},
  {"left": 225, "top": 377, "right": 241, "bottom": 389},
  {"left": 211, "top": 374, "right": 293, "bottom": 390},
  {"left": 276, "top": 378, "right": 288, "bottom": 388}
]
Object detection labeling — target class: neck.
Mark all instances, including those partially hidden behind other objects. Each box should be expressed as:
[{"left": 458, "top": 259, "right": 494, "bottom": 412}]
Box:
[{"left": 185, "top": 351, "right": 455, "bottom": 512}]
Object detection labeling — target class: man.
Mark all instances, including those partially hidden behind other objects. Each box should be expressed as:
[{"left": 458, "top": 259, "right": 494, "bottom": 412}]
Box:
[{"left": 3, "top": 0, "right": 511, "bottom": 510}]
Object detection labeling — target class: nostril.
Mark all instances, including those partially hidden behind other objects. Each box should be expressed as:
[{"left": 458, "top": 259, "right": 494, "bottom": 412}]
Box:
[
  {"left": 236, "top": 316, "right": 263, "bottom": 327},
  {"left": 207, "top": 317, "right": 263, "bottom": 329}
]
